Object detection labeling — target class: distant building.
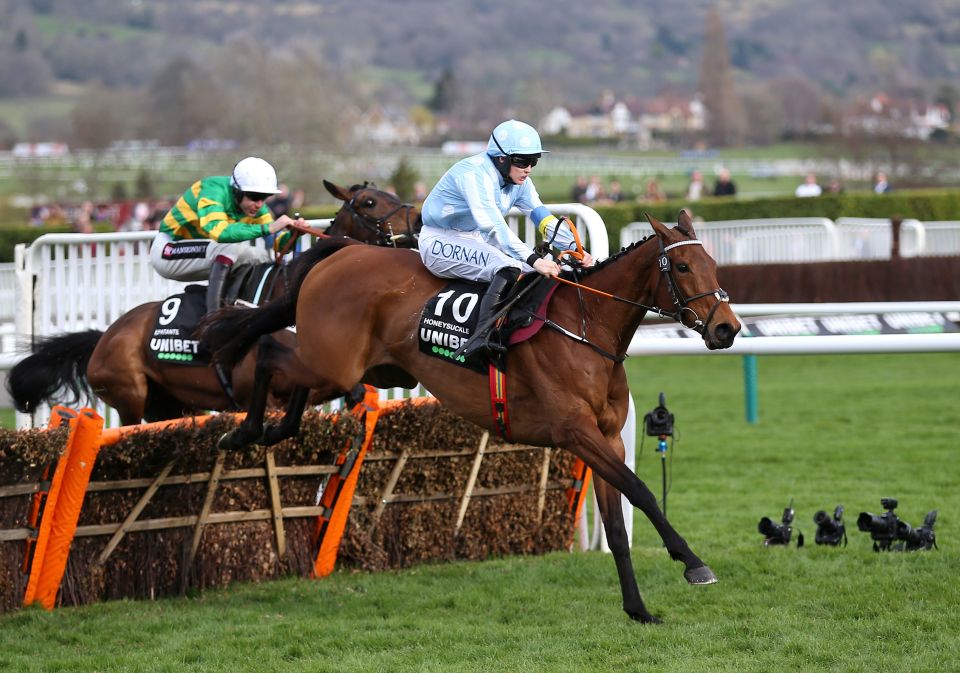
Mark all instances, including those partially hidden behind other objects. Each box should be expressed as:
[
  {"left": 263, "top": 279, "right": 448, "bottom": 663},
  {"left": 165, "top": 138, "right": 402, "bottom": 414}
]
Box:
[
  {"left": 352, "top": 105, "right": 421, "bottom": 146},
  {"left": 843, "top": 93, "right": 950, "bottom": 140},
  {"left": 637, "top": 95, "right": 706, "bottom": 135},
  {"left": 541, "top": 107, "right": 572, "bottom": 136},
  {"left": 540, "top": 91, "right": 705, "bottom": 146},
  {"left": 542, "top": 91, "right": 643, "bottom": 141}
]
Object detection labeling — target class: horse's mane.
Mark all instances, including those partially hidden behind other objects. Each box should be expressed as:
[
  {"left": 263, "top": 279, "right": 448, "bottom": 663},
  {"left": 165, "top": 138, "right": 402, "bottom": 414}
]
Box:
[
  {"left": 561, "top": 235, "right": 655, "bottom": 280},
  {"left": 560, "top": 223, "right": 693, "bottom": 280}
]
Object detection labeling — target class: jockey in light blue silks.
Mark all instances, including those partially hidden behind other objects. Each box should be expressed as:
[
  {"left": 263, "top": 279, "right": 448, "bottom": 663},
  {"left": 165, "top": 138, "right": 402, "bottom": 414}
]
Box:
[{"left": 419, "top": 119, "right": 594, "bottom": 356}]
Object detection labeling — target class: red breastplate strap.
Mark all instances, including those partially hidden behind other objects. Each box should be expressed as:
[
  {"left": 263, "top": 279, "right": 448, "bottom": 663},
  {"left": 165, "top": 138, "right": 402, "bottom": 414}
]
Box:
[{"left": 488, "top": 364, "right": 511, "bottom": 441}]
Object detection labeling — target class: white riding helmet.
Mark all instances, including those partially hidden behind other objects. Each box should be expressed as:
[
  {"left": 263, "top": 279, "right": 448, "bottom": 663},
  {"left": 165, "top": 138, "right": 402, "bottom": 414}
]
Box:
[
  {"left": 486, "top": 119, "right": 549, "bottom": 157},
  {"left": 230, "top": 156, "right": 281, "bottom": 194}
]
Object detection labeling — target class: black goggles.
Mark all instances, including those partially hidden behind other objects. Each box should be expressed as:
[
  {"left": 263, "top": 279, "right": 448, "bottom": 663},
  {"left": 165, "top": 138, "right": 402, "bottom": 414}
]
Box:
[
  {"left": 243, "top": 192, "right": 272, "bottom": 202},
  {"left": 509, "top": 155, "right": 539, "bottom": 169}
]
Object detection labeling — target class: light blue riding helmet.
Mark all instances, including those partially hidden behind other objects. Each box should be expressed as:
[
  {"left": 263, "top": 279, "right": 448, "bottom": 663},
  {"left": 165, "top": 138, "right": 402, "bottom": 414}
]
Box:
[{"left": 486, "top": 119, "right": 550, "bottom": 157}]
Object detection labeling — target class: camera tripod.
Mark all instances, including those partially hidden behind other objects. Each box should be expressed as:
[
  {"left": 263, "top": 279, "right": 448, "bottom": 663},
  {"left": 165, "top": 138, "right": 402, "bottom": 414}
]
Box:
[
  {"left": 643, "top": 392, "right": 674, "bottom": 518},
  {"left": 656, "top": 433, "right": 669, "bottom": 517}
]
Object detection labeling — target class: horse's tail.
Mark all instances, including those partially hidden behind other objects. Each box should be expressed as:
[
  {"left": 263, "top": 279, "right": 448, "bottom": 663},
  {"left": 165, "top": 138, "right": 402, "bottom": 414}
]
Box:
[
  {"left": 5, "top": 330, "right": 103, "bottom": 413},
  {"left": 198, "top": 237, "right": 360, "bottom": 369}
]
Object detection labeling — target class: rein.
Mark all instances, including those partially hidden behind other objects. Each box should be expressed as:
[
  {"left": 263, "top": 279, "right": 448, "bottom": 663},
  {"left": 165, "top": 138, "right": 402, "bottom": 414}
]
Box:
[{"left": 286, "top": 220, "right": 332, "bottom": 239}]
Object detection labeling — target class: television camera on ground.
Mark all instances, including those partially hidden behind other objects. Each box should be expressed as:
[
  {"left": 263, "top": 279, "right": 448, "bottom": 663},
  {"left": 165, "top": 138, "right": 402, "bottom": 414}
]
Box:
[
  {"left": 857, "top": 498, "right": 937, "bottom": 552},
  {"left": 758, "top": 499, "right": 804, "bottom": 547},
  {"left": 813, "top": 505, "right": 846, "bottom": 546}
]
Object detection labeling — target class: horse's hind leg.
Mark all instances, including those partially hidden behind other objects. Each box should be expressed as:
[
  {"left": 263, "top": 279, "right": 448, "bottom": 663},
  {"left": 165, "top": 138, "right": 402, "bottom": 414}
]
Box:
[
  {"left": 218, "top": 335, "right": 278, "bottom": 450},
  {"left": 257, "top": 332, "right": 354, "bottom": 446},
  {"left": 261, "top": 379, "right": 362, "bottom": 445},
  {"left": 594, "top": 477, "right": 660, "bottom": 624},
  {"left": 88, "top": 355, "right": 147, "bottom": 426}
]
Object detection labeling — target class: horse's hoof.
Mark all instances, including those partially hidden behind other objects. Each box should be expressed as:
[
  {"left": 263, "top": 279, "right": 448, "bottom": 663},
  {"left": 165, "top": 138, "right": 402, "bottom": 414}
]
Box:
[
  {"left": 684, "top": 565, "right": 718, "bottom": 585},
  {"left": 218, "top": 430, "right": 244, "bottom": 451},
  {"left": 627, "top": 610, "right": 662, "bottom": 624},
  {"left": 345, "top": 383, "right": 367, "bottom": 407},
  {"left": 261, "top": 424, "right": 288, "bottom": 446}
]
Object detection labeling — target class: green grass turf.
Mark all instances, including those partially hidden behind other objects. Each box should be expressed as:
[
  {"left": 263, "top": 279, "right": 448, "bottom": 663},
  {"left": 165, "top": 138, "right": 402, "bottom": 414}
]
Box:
[{"left": 0, "top": 353, "right": 957, "bottom": 672}]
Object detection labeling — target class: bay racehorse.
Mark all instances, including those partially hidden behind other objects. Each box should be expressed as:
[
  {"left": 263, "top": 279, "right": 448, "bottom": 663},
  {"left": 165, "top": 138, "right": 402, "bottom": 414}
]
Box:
[
  {"left": 198, "top": 210, "right": 740, "bottom": 622},
  {"left": 5, "top": 182, "right": 420, "bottom": 425},
  {"left": 321, "top": 179, "right": 420, "bottom": 247}
]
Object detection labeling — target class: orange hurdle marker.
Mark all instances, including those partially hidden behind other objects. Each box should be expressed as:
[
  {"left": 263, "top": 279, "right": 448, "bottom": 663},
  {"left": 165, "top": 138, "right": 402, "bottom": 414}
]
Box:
[
  {"left": 23, "top": 407, "right": 104, "bottom": 609},
  {"left": 312, "top": 386, "right": 383, "bottom": 577},
  {"left": 565, "top": 458, "right": 592, "bottom": 549}
]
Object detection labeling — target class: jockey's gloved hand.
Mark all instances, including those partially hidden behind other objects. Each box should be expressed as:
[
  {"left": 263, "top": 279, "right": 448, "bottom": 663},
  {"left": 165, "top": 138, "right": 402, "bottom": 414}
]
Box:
[{"left": 531, "top": 256, "right": 561, "bottom": 277}]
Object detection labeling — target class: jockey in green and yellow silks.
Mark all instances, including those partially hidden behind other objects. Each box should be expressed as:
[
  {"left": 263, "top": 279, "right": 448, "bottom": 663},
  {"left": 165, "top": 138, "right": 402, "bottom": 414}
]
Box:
[{"left": 150, "top": 157, "right": 303, "bottom": 312}]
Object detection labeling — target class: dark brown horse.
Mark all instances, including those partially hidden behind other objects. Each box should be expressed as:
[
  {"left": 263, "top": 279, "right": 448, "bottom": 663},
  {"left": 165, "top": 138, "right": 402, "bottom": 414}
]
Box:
[
  {"left": 321, "top": 179, "right": 420, "bottom": 247},
  {"left": 6, "top": 182, "right": 420, "bottom": 425},
  {"left": 199, "top": 210, "right": 740, "bottom": 622}
]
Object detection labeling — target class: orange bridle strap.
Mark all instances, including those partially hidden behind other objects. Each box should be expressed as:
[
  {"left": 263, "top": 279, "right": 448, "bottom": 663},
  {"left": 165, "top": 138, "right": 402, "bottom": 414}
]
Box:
[{"left": 554, "top": 216, "right": 586, "bottom": 265}]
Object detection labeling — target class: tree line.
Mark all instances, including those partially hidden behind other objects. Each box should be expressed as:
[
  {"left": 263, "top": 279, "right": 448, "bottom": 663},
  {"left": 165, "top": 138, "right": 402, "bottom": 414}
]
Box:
[{"left": 1, "top": 0, "right": 959, "bottom": 151}]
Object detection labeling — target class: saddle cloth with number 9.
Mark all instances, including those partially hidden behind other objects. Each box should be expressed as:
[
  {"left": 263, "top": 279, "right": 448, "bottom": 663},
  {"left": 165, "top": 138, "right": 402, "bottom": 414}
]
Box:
[{"left": 148, "top": 285, "right": 211, "bottom": 365}]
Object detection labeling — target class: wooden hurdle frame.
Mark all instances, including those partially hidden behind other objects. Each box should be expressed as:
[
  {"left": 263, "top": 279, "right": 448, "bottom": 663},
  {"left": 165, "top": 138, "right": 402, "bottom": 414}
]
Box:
[{"left": 3, "top": 392, "right": 590, "bottom": 611}]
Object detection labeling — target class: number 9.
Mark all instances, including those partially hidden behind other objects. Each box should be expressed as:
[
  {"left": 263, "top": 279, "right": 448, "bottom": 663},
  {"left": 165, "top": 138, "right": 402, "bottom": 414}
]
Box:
[{"left": 158, "top": 297, "right": 181, "bottom": 326}]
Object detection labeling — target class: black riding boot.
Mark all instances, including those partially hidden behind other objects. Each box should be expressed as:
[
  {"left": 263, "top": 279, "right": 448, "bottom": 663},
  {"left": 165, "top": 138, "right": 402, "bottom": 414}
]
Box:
[
  {"left": 461, "top": 267, "right": 520, "bottom": 357},
  {"left": 206, "top": 259, "right": 232, "bottom": 313}
]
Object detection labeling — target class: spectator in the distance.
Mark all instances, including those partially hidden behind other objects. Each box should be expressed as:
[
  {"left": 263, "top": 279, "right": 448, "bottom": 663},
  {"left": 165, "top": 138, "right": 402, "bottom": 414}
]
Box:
[
  {"left": 713, "top": 168, "right": 737, "bottom": 197},
  {"left": 873, "top": 171, "right": 891, "bottom": 194},
  {"left": 795, "top": 173, "right": 822, "bottom": 198}
]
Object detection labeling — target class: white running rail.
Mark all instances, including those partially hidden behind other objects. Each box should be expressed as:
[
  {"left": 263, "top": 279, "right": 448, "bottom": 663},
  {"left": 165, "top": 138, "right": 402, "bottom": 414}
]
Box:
[{"left": 620, "top": 217, "right": 960, "bottom": 264}]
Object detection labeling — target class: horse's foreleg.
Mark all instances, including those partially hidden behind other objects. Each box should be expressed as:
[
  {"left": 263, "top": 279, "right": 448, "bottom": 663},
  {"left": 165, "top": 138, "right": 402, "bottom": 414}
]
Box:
[
  {"left": 218, "top": 335, "right": 277, "bottom": 450},
  {"left": 559, "top": 422, "right": 716, "bottom": 584},
  {"left": 261, "top": 385, "right": 310, "bottom": 446},
  {"left": 593, "top": 477, "right": 660, "bottom": 623}
]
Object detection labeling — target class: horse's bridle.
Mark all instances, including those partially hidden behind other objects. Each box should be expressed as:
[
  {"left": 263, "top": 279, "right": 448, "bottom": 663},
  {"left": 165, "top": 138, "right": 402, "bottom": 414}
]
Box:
[
  {"left": 523, "top": 235, "right": 731, "bottom": 363},
  {"left": 339, "top": 189, "right": 420, "bottom": 247},
  {"left": 655, "top": 238, "right": 730, "bottom": 336}
]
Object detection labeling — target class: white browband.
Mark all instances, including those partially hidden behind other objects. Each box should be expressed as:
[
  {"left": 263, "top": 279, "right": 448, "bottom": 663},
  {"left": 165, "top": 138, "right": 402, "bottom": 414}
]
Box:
[{"left": 663, "top": 239, "right": 704, "bottom": 252}]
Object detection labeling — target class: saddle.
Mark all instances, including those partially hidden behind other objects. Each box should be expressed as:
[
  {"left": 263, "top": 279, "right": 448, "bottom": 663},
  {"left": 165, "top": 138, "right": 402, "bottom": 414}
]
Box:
[
  {"left": 224, "top": 262, "right": 286, "bottom": 307},
  {"left": 418, "top": 273, "right": 558, "bottom": 373},
  {"left": 148, "top": 263, "right": 282, "bottom": 367}
]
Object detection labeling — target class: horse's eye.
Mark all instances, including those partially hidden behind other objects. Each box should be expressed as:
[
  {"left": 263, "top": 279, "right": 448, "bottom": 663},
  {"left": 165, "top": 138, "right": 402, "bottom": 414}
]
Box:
[
  {"left": 676, "top": 263, "right": 690, "bottom": 273},
  {"left": 363, "top": 198, "right": 375, "bottom": 208}
]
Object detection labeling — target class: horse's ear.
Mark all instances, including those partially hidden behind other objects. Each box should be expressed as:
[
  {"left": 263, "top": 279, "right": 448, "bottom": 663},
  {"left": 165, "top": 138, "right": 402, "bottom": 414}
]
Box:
[
  {"left": 677, "top": 209, "right": 697, "bottom": 236},
  {"left": 323, "top": 180, "right": 351, "bottom": 202},
  {"left": 645, "top": 212, "right": 670, "bottom": 239}
]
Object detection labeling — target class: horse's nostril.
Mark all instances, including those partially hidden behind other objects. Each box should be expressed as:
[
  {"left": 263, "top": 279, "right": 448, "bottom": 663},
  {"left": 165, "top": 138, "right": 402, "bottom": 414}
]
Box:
[{"left": 714, "top": 323, "right": 735, "bottom": 342}]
